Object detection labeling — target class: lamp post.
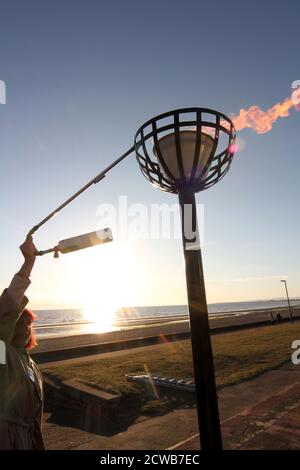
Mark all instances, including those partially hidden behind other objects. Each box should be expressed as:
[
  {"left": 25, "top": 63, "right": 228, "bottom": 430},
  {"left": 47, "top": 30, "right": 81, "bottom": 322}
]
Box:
[
  {"left": 134, "top": 108, "right": 236, "bottom": 450},
  {"left": 280, "top": 279, "right": 294, "bottom": 323}
]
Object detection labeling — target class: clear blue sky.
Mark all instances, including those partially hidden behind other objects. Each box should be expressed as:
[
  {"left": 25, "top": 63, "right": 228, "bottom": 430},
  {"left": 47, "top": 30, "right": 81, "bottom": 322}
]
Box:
[{"left": 0, "top": 0, "right": 299, "bottom": 310}]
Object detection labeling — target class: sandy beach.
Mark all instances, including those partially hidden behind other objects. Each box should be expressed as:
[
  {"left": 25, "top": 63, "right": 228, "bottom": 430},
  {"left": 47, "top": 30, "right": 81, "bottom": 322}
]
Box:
[{"left": 33, "top": 306, "right": 300, "bottom": 358}]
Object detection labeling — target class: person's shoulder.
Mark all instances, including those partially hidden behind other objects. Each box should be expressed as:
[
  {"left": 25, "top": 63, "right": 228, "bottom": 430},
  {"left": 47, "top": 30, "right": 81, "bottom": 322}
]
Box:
[
  {"left": 0, "top": 289, "right": 18, "bottom": 313},
  {"left": 0, "top": 289, "right": 28, "bottom": 317}
]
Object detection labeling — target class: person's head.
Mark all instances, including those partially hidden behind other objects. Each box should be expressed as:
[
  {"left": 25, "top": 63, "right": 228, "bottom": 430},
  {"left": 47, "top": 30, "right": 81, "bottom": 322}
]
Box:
[{"left": 12, "top": 308, "right": 38, "bottom": 350}]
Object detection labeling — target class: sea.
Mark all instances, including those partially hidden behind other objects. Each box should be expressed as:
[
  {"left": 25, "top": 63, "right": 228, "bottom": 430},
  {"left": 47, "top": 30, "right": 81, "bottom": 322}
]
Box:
[{"left": 33, "top": 299, "right": 300, "bottom": 339}]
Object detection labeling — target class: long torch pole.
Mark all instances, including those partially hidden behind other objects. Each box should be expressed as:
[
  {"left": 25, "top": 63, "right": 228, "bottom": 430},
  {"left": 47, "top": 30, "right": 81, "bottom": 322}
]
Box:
[{"left": 28, "top": 145, "right": 135, "bottom": 236}]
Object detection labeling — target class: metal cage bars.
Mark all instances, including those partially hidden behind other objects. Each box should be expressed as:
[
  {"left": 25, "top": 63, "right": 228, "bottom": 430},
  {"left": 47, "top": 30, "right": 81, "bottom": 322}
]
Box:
[{"left": 134, "top": 107, "right": 236, "bottom": 194}]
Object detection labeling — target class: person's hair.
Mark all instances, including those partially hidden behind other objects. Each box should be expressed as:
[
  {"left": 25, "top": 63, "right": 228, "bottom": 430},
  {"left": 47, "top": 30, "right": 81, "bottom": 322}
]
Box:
[{"left": 23, "top": 308, "right": 38, "bottom": 350}]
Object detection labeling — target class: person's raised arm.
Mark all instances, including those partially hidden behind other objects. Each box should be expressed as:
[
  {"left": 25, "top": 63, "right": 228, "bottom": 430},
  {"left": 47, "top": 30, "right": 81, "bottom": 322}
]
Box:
[
  {"left": 17, "top": 235, "right": 37, "bottom": 279},
  {"left": 0, "top": 236, "right": 37, "bottom": 343},
  {"left": 6, "top": 235, "right": 37, "bottom": 308}
]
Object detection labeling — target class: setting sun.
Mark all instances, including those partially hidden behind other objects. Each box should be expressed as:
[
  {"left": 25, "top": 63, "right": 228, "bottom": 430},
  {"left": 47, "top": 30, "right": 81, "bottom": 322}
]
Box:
[{"left": 66, "top": 240, "right": 139, "bottom": 332}]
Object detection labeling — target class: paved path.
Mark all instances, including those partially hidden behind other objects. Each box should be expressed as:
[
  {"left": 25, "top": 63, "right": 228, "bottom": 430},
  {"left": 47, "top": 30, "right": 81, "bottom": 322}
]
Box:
[
  {"left": 42, "top": 361, "right": 300, "bottom": 450},
  {"left": 171, "top": 362, "right": 300, "bottom": 450}
]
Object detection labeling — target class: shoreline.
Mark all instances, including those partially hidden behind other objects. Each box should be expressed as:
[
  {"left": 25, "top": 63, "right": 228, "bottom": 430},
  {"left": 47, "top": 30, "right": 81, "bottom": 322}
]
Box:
[
  {"left": 31, "top": 306, "right": 300, "bottom": 363},
  {"left": 35, "top": 303, "right": 300, "bottom": 339}
]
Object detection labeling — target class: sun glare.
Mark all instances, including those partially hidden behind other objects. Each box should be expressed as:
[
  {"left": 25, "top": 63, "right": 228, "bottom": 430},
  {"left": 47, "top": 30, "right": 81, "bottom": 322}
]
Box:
[{"left": 69, "top": 240, "right": 138, "bottom": 333}]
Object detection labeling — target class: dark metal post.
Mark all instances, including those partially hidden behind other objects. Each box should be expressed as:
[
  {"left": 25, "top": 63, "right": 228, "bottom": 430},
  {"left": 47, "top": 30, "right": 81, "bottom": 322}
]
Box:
[
  {"left": 179, "top": 186, "right": 222, "bottom": 450},
  {"left": 282, "top": 280, "right": 294, "bottom": 323}
]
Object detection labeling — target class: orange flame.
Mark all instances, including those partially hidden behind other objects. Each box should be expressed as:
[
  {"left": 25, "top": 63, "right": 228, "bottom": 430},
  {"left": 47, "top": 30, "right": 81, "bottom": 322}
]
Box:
[{"left": 232, "top": 94, "right": 299, "bottom": 134}]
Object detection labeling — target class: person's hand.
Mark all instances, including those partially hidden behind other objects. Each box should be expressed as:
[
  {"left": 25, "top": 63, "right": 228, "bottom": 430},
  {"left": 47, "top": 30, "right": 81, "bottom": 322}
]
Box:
[{"left": 19, "top": 235, "right": 37, "bottom": 262}]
